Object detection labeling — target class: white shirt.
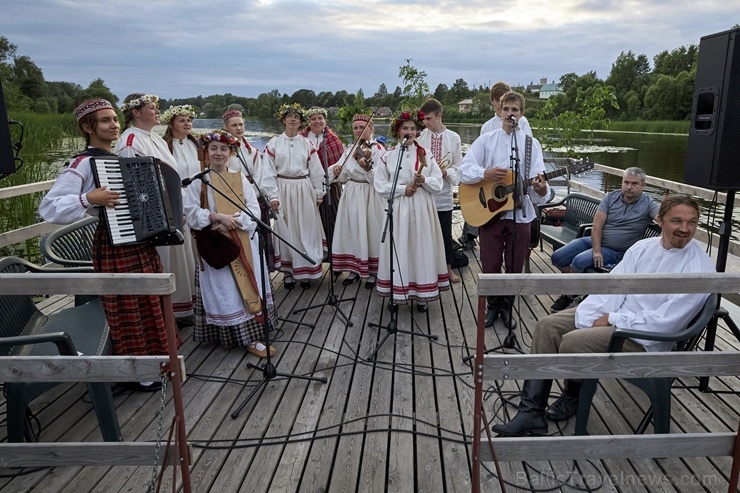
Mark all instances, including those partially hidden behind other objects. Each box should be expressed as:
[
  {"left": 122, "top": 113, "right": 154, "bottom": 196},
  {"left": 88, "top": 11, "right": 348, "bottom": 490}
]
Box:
[
  {"left": 114, "top": 127, "right": 179, "bottom": 174},
  {"left": 416, "top": 127, "right": 462, "bottom": 212},
  {"left": 261, "top": 133, "right": 326, "bottom": 202},
  {"left": 171, "top": 137, "right": 200, "bottom": 179},
  {"left": 459, "top": 128, "right": 550, "bottom": 223},
  {"left": 575, "top": 237, "right": 716, "bottom": 352}
]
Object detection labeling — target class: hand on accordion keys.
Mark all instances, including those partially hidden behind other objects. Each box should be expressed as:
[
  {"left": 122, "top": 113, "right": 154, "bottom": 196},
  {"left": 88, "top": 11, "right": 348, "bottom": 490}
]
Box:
[{"left": 86, "top": 186, "right": 120, "bottom": 208}]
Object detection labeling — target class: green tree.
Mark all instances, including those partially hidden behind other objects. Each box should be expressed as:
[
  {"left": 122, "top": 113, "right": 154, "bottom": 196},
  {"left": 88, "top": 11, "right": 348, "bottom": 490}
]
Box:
[
  {"left": 643, "top": 72, "right": 694, "bottom": 120},
  {"left": 374, "top": 83, "right": 388, "bottom": 98},
  {"left": 449, "top": 78, "right": 471, "bottom": 103},
  {"left": 397, "top": 61, "right": 429, "bottom": 109},
  {"left": 606, "top": 51, "right": 650, "bottom": 117},
  {"left": 82, "top": 78, "right": 118, "bottom": 106},
  {"left": 291, "top": 88, "right": 317, "bottom": 108},
  {"left": 433, "top": 83, "right": 449, "bottom": 103},
  {"left": 653, "top": 45, "right": 698, "bottom": 76},
  {"left": 13, "top": 55, "right": 48, "bottom": 100}
]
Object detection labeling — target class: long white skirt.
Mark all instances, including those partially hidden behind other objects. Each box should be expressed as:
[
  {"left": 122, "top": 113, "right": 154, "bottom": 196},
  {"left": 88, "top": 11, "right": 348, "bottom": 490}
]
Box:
[
  {"left": 156, "top": 224, "right": 196, "bottom": 317},
  {"left": 331, "top": 180, "right": 385, "bottom": 277},
  {"left": 376, "top": 190, "right": 450, "bottom": 303},
  {"left": 272, "top": 177, "right": 325, "bottom": 280}
]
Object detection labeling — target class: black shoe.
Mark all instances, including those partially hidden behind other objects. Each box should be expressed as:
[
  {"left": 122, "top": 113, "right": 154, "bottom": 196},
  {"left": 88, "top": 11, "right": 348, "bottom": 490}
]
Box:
[
  {"left": 546, "top": 380, "right": 582, "bottom": 422},
  {"left": 550, "top": 295, "right": 575, "bottom": 312},
  {"left": 492, "top": 410, "right": 548, "bottom": 436},
  {"left": 417, "top": 302, "right": 427, "bottom": 313},
  {"left": 365, "top": 277, "right": 376, "bottom": 289},
  {"left": 284, "top": 278, "right": 295, "bottom": 290},
  {"left": 176, "top": 315, "right": 194, "bottom": 328},
  {"left": 499, "top": 309, "right": 517, "bottom": 330},
  {"left": 485, "top": 308, "right": 499, "bottom": 327},
  {"left": 342, "top": 274, "right": 359, "bottom": 286},
  {"left": 387, "top": 302, "right": 398, "bottom": 313},
  {"left": 301, "top": 280, "right": 312, "bottom": 289}
]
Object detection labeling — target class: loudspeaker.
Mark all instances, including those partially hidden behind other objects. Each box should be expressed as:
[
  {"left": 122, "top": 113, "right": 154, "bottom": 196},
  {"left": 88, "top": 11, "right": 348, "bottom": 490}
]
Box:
[
  {"left": 0, "top": 79, "right": 15, "bottom": 174},
  {"left": 684, "top": 27, "right": 740, "bottom": 190}
]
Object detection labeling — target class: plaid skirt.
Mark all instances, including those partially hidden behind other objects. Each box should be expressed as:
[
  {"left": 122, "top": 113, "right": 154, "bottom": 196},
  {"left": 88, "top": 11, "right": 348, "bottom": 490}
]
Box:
[
  {"left": 92, "top": 222, "right": 182, "bottom": 356},
  {"left": 193, "top": 269, "right": 278, "bottom": 348}
]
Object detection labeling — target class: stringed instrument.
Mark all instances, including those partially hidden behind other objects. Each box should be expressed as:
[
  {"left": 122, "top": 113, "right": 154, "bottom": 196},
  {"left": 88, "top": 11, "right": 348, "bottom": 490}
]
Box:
[{"left": 458, "top": 159, "right": 594, "bottom": 227}]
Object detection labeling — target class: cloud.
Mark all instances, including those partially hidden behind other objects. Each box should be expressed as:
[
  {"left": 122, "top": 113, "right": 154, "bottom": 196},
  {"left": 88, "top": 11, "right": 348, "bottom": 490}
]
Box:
[{"left": 1, "top": 0, "right": 736, "bottom": 101}]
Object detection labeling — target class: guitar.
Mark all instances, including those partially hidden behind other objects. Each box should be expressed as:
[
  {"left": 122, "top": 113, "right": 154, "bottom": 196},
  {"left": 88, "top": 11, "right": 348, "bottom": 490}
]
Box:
[{"left": 458, "top": 159, "right": 594, "bottom": 227}]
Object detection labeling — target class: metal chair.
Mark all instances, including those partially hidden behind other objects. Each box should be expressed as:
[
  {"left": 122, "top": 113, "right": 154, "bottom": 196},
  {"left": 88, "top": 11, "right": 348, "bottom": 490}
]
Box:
[
  {"left": 0, "top": 256, "right": 121, "bottom": 442},
  {"left": 575, "top": 293, "right": 719, "bottom": 435},
  {"left": 40, "top": 215, "right": 98, "bottom": 267}
]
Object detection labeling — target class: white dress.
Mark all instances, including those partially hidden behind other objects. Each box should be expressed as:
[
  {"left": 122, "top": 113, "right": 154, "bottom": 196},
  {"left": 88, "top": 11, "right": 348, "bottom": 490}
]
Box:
[
  {"left": 114, "top": 127, "right": 196, "bottom": 318},
  {"left": 261, "top": 132, "right": 326, "bottom": 280},
  {"left": 374, "top": 143, "right": 450, "bottom": 303},
  {"left": 183, "top": 170, "right": 276, "bottom": 347},
  {"left": 328, "top": 142, "right": 386, "bottom": 278}
]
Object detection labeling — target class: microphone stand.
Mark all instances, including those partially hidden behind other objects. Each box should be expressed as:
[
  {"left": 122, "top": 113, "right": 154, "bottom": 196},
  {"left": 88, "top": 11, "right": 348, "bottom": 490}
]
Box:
[
  {"left": 191, "top": 175, "right": 327, "bottom": 418},
  {"left": 235, "top": 149, "right": 314, "bottom": 329},
  {"left": 367, "top": 139, "right": 438, "bottom": 360},
  {"left": 293, "top": 127, "right": 355, "bottom": 326}
]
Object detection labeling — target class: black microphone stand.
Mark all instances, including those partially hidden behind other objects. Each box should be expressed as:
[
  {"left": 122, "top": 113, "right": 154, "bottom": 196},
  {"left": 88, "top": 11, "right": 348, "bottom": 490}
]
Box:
[
  {"left": 235, "top": 148, "right": 313, "bottom": 329},
  {"left": 367, "top": 138, "right": 438, "bottom": 360},
  {"left": 190, "top": 174, "right": 327, "bottom": 418},
  {"left": 293, "top": 127, "right": 355, "bottom": 326}
]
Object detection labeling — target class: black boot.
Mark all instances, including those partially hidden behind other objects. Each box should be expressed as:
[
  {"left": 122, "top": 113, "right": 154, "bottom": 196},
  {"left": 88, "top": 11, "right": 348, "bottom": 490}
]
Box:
[
  {"left": 546, "top": 380, "right": 582, "bottom": 422},
  {"left": 485, "top": 296, "right": 501, "bottom": 327},
  {"left": 492, "top": 379, "right": 551, "bottom": 436},
  {"left": 499, "top": 296, "right": 517, "bottom": 330}
]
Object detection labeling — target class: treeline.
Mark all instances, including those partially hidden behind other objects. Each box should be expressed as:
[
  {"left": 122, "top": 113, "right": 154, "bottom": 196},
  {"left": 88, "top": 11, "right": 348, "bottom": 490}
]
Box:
[{"left": 1, "top": 30, "right": 731, "bottom": 123}]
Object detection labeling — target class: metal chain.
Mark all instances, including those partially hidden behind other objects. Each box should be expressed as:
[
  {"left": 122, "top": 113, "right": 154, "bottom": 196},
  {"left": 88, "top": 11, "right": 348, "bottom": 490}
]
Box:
[{"left": 146, "top": 372, "right": 169, "bottom": 493}]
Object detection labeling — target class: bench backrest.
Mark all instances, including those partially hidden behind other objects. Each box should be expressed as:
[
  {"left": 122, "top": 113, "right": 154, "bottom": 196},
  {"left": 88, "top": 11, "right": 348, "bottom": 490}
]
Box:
[
  {"left": 40, "top": 216, "right": 98, "bottom": 266},
  {"left": 562, "top": 193, "right": 600, "bottom": 228},
  {"left": 0, "top": 259, "right": 42, "bottom": 354}
]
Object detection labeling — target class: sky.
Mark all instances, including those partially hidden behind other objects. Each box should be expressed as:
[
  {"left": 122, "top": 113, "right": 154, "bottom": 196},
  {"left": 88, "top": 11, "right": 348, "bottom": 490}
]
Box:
[{"left": 1, "top": 0, "right": 737, "bottom": 103}]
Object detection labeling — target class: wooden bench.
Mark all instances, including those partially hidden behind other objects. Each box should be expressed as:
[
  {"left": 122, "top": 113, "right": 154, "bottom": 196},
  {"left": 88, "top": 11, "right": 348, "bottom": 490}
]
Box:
[
  {"left": 471, "top": 272, "right": 740, "bottom": 493},
  {"left": 538, "top": 192, "right": 600, "bottom": 252}
]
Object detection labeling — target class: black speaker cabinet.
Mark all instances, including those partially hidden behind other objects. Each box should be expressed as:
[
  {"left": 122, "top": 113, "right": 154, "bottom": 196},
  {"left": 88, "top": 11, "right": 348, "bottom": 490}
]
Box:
[
  {"left": 684, "top": 27, "right": 740, "bottom": 190},
  {"left": 0, "top": 79, "right": 15, "bottom": 175}
]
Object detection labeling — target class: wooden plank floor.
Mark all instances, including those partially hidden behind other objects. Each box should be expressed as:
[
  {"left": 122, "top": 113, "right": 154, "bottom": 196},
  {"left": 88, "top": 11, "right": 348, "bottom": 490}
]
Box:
[{"left": 1, "top": 215, "right": 739, "bottom": 493}]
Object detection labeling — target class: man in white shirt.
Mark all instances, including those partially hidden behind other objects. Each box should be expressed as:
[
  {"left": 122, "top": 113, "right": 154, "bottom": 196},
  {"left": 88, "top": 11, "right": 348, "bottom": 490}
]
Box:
[{"left": 492, "top": 194, "right": 716, "bottom": 436}]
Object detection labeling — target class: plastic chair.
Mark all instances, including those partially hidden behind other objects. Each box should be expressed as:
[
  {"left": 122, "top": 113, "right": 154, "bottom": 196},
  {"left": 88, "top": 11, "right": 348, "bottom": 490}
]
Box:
[
  {"left": 575, "top": 293, "right": 719, "bottom": 435},
  {"left": 0, "top": 256, "right": 122, "bottom": 442},
  {"left": 40, "top": 215, "right": 98, "bottom": 267}
]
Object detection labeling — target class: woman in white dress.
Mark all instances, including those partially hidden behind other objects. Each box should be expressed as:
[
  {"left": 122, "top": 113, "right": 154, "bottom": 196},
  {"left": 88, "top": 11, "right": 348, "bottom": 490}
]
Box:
[
  {"left": 114, "top": 93, "right": 196, "bottom": 324},
  {"left": 329, "top": 113, "right": 386, "bottom": 289},
  {"left": 183, "top": 130, "right": 277, "bottom": 358},
  {"left": 261, "top": 103, "right": 325, "bottom": 290},
  {"left": 374, "top": 109, "right": 450, "bottom": 311}
]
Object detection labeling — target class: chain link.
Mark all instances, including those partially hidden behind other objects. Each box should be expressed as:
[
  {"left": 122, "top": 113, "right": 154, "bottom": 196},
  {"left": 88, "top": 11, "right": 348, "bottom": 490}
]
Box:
[{"left": 147, "top": 372, "right": 169, "bottom": 493}]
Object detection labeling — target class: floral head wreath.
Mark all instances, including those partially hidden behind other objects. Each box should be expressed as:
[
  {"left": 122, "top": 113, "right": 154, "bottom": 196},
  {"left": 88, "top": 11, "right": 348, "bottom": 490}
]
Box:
[
  {"left": 390, "top": 109, "right": 424, "bottom": 138},
  {"left": 304, "top": 106, "right": 327, "bottom": 118},
  {"left": 198, "top": 130, "right": 240, "bottom": 151},
  {"left": 160, "top": 104, "right": 196, "bottom": 125},
  {"left": 277, "top": 102, "right": 306, "bottom": 123},
  {"left": 120, "top": 94, "right": 159, "bottom": 112}
]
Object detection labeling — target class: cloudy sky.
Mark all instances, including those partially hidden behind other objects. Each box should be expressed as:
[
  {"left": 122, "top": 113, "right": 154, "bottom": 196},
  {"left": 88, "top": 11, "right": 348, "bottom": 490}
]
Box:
[{"left": 1, "top": 0, "right": 736, "bottom": 102}]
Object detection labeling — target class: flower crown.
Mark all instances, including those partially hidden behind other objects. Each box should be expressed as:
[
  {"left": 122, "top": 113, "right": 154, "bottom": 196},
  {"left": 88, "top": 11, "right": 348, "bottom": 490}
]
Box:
[
  {"left": 277, "top": 103, "right": 306, "bottom": 122},
  {"left": 160, "top": 104, "right": 196, "bottom": 125},
  {"left": 120, "top": 94, "right": 159, "bottom": 112},
  {"left": 390, "top": 109, "right": 424, "bottom": 138},
  {"left": 198, "top": 130, "right": 240, "bottom": 150},
  {"left": 305, "top": 106, "right": 327, "bottom": 118}
]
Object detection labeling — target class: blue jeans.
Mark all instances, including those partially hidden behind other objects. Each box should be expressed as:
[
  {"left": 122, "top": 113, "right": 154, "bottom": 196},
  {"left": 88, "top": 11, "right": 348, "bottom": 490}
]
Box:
[{"left": 550, "top": 236, "right": 623, "bottom": 272}]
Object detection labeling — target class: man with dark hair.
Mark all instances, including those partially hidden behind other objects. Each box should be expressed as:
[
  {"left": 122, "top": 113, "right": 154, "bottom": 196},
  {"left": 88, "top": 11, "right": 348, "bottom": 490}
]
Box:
[{"left": 418, "top": 98, "right": 463, "bottom": 283}]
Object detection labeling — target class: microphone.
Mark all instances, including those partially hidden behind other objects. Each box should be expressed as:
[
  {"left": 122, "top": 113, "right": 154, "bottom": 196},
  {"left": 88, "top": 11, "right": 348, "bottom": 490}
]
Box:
[
  {"left": 181, "top": 168, "right": 214, "bottom": 186},
  {"left": 400, "top": 134, "right": 412, "bottom": 147},
  {"left": 508, "top": 115, "right": 518, "bottom": 126}
]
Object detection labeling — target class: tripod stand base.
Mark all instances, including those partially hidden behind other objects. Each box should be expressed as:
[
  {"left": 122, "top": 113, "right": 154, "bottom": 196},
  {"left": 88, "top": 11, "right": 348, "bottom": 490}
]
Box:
[
  {"left": 366, "top": 313, "right": 439, "bottom": 360},
  {"left": 278, "top": 317, "right": 315, "bottom": 329},
  {"left": 463, "top": 327, "right": 523, "bottom": 364},
  {"left": 231, "top": 361, "right": 328, "bottom": 419},
  {"left": 293, "top": 293, "right": 356, "bottom": 326}
]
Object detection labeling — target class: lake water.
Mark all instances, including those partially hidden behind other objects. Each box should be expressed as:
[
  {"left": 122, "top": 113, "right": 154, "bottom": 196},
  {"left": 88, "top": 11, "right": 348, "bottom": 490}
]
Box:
[{"left": 194, "top": 118, "right": 689, "bottom": 194}]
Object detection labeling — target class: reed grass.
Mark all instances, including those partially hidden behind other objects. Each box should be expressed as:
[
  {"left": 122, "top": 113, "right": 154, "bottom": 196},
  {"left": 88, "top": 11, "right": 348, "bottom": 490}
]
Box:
[
  {"left": 530, "top": 119, "right": 689, "bottom": 135},
  {"left": 0, "top": 112, "right": 79, "bottom": 262}
]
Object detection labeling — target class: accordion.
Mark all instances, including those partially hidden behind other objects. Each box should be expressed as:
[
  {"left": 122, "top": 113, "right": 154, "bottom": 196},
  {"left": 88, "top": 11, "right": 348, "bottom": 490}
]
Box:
[{"left": 91, "top": 156, "right": 184, "bottom": 246}]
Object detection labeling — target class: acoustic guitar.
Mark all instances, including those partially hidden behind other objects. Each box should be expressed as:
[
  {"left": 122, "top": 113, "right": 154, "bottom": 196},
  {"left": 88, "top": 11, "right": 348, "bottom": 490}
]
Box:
[{"left": 458, "top": 159, "right": 594, "bottom": 227}]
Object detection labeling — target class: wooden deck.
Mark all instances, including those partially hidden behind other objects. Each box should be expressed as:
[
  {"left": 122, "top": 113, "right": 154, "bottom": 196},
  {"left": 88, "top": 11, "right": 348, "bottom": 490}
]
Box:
[{"left": 2, "top": 217, "right": 740, "bottom": 493}]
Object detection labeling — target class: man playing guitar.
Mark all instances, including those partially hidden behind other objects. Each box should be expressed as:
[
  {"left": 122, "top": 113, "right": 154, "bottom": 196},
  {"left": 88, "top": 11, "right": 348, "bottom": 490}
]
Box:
[{"left": 460, "top": 91, "right": 550, "bottom": 330}]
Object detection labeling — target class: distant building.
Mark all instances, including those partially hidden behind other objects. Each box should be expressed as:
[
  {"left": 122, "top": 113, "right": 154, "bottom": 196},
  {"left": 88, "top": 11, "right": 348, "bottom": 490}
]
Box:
[
  {"left": 539, "top": 81, "right": 562, "bottom": 99},
  {"left": 374, "top": 106, "right": 392, "bottom": 117},
  {"left": 526, "top": 77, "right": 547, "bottom": 96},
  {"left": 458, "top": 99, "right": 473, "bottom": 113}
]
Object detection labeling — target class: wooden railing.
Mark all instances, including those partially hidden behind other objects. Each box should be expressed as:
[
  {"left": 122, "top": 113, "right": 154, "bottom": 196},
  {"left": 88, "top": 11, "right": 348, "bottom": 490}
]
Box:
[
  {"left": 471, "top": 273, "right": 740, "bottom": 493},
  {"left": 0, "top": 180, "right": 55, "bottom": 249},
  {"left": 0, "top": 272, "right": 193, "bottom": 492}
]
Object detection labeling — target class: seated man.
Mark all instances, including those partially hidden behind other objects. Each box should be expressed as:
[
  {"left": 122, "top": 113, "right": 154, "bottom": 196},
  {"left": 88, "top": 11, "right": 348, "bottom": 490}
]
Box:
[
  {"left": 550, "top": 167, "right": 660, "bottom": 312},
  {"left": 492, "top": 194, "right": 715, "bottom": 436}
]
